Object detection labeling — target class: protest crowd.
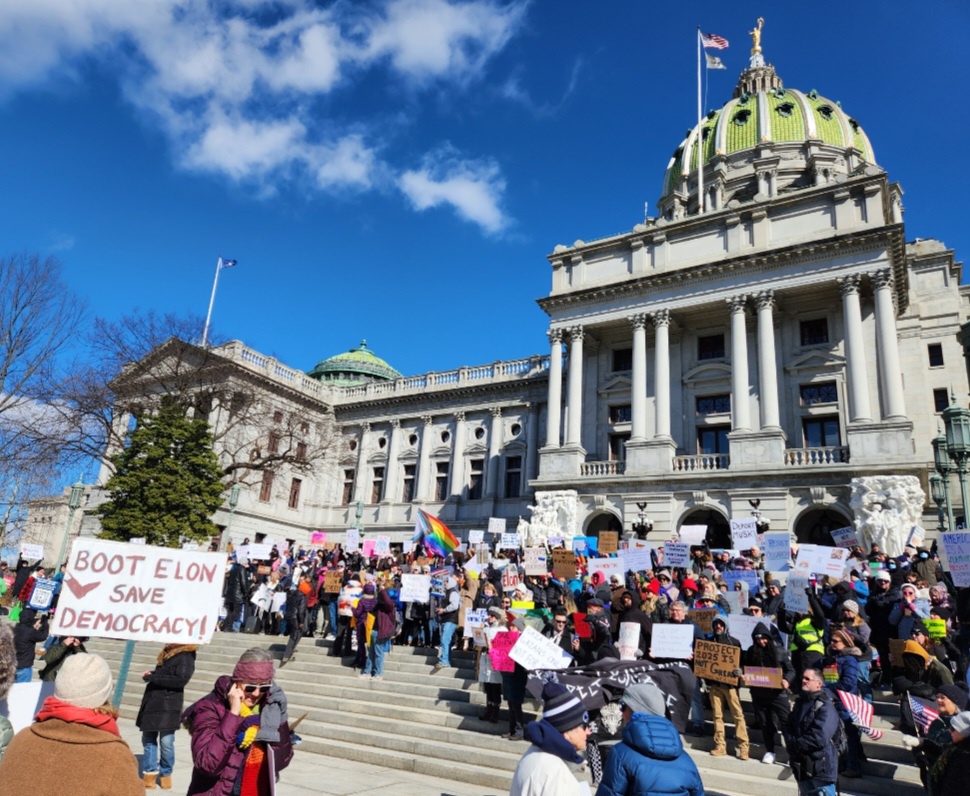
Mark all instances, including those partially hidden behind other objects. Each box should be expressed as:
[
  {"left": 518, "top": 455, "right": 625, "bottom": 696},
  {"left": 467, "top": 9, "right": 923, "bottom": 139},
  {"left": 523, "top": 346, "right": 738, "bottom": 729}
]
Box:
[{"left": 3, "top": 515, "right": 970, "bottom": 796}]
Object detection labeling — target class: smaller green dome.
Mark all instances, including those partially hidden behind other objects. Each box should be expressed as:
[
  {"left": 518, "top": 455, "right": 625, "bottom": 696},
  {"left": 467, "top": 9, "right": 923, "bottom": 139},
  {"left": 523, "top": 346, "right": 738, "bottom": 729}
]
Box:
[{"left": 307, "top": 340, "right": 402, "bottom": 387}]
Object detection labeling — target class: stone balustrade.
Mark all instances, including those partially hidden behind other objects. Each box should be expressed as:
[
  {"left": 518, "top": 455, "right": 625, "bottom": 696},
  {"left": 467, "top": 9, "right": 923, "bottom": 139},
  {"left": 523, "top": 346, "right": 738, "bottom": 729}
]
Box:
[
  {"left": 580, "top": 460, "right": 626, "bottom": 477},
  {"left": 784, "top": 446, "right": 850, "bottom": 466}
]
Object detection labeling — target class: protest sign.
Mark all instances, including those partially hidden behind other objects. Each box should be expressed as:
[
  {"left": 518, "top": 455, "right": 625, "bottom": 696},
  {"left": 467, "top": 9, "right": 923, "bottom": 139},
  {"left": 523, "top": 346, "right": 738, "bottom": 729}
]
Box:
[
  {"left": 52, "top": 538, "right": 226, "bottom": 644},
  {"left": 361, "top": 539, "right": 376, "bottom": 557},
  {"left": 743, "top": 666, "right": 783, "bottom": 689},
  {"left": 617, "top": 622, "right": 640, "bottom": 660},
  {"left": 694, "top": 639, "right": 740, "bottom": 685},
  {"left": 721, "top": 570, "right": 761, "bottom": 593},
  {"left": 689, "top": 608, "right": 718, "bottom": 635},
  {"left": 464, "top": 608, "right": 488, "bottom": 639},
  {"left": 468, "top": 530, "right": 485, "bottom": 544},
  {"left": 830, "top": 527, "right": 860, "bottom": 549},
  {"left": 763, "top": 532, "right": 791, "bottom": 571},
  {"left": 489, "top": 630, "right": 518, "bottom": 672},
  {"left": 26, "top": 578, "right": 57, "bottom": 611},
  {"left": 181, "top": 542, "right": 200, "bottom": 551},
  {"left": 729, "top": 614, "right": 767, "bottom": 649},
  {"left": 375, "top": 536, "right": 390, "bottom": 556},
  {"left": 573, "top": 612, "right": 591, "bottom": 639},
  {"left": 345, "top": 528, "right": 360, "bottom": 551},
  {"left": 783, "top": 573, "right": 810, "bottom": 613},
  {"left": 663, "top": 542, "right": 690, "bottom": 568},
  {"left": 942, "top": 532, "right": 970, "bottom": 587},
  {"left": 678, "top": 525, "right": 707, "bottom": 547},
  {"left": 587, "top": 558, "right": 623, "bottom": 583},
  {"left": 2, "top": 682, "right": 56, "bottom": 735},
  {"left": 549, "top": 536, "right": 564, "bottom": 548},
  {"left": 511, "top": 600, "right": 535, "bottom": 610},
  {"left": 730, "top": 518, "right": 758, "bottom": 550},
  {"left": 500, "top": 532, "right": 521, "bottom": 550},
  {"left": 572, "top": 537, "right": 588, "bottom": 554},
  {"left": 908, "top": 526, "right": 925, "bottom": 549},
  {"left": 794, "top": 544, "right": 848, "bottom": 579},
  {"left": 552, "top": 549, "right": 578, "bottom": 580},
  {"left": 620, "top": 547, "right": 652, "bottom": 574},
  {"left": 723, "top": 589, "right": 747, "bottom": 613},
  {"left": 889, "top": 638, "right": 907, "bottom": 666},
  {"left": 130, "top": 537, "right": 147, "bottom": 546},
  {"left": 400, "top": 574, "right": 431, "bottom": 603},
  {"left": 488, "top": 517, "right": 507, "bottom": 535},
  {"left": 650, "top": 624, "right": 694, "bottom": 659},
  {"left": 524, "top": 547, "right": 548, "bottom": 576},
  {"left": 19, "top": 543, "right": 44, "bottom": 561},
  {"left": 599, "top": 532, "right": 619, "bottom": 555},
  {"left": 429, "top": 574, "right": 446, "bottom": 598},
  {"left": 501, "top": 568, "right": 520, "bottom": 592},
  {"left": 584, "top": 535, "right": 599, "bottom": 554},
  {"left": 247, "top": 542, "right": 273, "bottom": 560},
  {"left": 271, "top": 592, "right": 286, "bottom": 613},
  {"left": 510, "top": 626, "right": 573, "bottom": 670},
  {"left": 925, "top": 618, "right": 948, "bottom": 639},
  {"left": 323, "top": 570, "right": 343, "bottom": 594},
  {"left": 310, "top": 531, "right": 327, "bottom": 546}
]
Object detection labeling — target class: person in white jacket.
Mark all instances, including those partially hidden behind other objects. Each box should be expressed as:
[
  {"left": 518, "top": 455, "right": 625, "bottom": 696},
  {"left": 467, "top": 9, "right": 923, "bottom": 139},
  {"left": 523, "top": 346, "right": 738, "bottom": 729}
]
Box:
[{"left": 509, "top": 682, "right": 590, "bottom": 796}]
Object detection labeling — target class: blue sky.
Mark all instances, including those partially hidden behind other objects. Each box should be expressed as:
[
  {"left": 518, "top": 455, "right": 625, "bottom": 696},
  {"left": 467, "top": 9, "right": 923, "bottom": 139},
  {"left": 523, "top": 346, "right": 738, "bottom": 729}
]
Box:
[{"left": 1, "top": 1, "right": 967, "bottom": 380}]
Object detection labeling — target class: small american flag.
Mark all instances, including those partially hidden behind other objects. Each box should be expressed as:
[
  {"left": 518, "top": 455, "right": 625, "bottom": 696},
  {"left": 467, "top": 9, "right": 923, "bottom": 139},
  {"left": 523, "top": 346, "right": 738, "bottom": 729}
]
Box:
[
  {"left": 909, "top": 694, "right": 940, "bottom": 735},
  {"left": 700, "top": 32, "right": 729, "bottom": 50},
  {"left": 837, "top": 690, "right": 884, "bottom": 741}
]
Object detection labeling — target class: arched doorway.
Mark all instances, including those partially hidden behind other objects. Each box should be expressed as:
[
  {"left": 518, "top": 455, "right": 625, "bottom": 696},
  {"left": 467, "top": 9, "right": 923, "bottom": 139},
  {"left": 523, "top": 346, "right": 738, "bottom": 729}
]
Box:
[
  {"left": 793, "top": 506, "right": 853, "bottom": 546},
  {"left": 585, "top": 511, "right": 623, "bottom": 537},
  {"left": 678, "top": 508, "right": 731, "bottom": 549}
]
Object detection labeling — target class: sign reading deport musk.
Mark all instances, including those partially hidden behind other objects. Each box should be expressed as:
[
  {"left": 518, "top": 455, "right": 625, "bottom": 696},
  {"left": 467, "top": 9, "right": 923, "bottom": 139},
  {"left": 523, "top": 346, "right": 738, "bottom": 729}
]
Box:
[{"left": 52, "top": 538, "right": 227, "bottom": 645}]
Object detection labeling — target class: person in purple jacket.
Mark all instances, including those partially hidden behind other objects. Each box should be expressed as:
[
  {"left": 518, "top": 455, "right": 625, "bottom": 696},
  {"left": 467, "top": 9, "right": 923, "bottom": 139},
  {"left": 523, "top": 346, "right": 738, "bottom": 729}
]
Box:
[{"left": 182, "top": 648, "right": 293, "bottom": 796}]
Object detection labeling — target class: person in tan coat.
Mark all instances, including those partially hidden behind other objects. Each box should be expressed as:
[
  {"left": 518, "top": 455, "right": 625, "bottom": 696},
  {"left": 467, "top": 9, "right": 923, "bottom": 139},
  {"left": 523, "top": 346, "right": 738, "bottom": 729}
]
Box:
[{"left": 0, "top": 652, "right": 143, "bottom": 796}]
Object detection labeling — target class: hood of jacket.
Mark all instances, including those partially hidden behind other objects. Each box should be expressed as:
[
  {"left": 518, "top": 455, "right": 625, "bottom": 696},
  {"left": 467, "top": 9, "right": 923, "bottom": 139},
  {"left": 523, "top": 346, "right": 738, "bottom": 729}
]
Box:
[
  {"left": 752, "top": 621, "right": 773, "bottom": 639},
  {"left": 621, "top": 713, "right": 684, "bottom": 760},
  {"left": 523, "top": 719, "right": 583, "bottom": 765}
]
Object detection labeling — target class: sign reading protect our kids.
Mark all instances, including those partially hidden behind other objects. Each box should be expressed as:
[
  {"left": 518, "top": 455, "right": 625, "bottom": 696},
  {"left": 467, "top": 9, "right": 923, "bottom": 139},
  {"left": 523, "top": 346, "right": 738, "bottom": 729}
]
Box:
[{"left": 52, "top": 538, "right": 227, "bottom": 645}]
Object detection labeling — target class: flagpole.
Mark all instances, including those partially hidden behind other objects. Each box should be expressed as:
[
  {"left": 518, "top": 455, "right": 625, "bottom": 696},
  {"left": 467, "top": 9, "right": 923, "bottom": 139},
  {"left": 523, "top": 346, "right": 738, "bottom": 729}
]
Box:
[
  {"left": 696, "top": 28, "right": 704, "bottom": 215},
  {"left": 201, "top": 257, "right": 222, "bottom": 348}
]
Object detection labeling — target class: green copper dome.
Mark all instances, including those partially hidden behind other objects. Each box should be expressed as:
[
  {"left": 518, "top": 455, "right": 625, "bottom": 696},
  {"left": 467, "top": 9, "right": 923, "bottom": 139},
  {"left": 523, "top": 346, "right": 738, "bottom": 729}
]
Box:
[
  {"left": 307, "top": 340, "right": 402, "bottom": 387},
  {"left": 659, "top": 59, "right": 877, "bottom": 215}
]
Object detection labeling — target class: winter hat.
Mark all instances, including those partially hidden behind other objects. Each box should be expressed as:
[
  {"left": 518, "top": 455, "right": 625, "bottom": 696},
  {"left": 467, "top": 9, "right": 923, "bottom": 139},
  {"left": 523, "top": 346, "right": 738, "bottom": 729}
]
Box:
[
  {"left": 621, "top": 682, "right": 666, "bottom": 717},
  {"left": 54, "top": 653, "right": 113, "bottom": 709},
  {"left": 902, "top": 640, "right": 930, "bottom": 662},
  {"left": 681, "top": 579, "right": 698, "bottom": 592},
  {"left": 931, "top": 606, "right": 952, "bottom": 621},
  {"left": 541, "top": 682, "right": 588, "bottom": 733},
  {"left": 487, "top": 606, "right": 506, "bottom": 622},
  {"left": 937, "top": 684, "right": 970, "bottom": 711},
  {"left": 831, "top": 629, "right": 854, "bottom": 648},
  {"left": 363, "top": 583, "right": 376, "bottom": 595},
  {"left": 842, "top": 599, "right": 860, "bottom": 615},
  {"left": 873, "top": 570, "right": 892, "bottom": 582},
  {"left": 586, "top": 598, "right": 605, "bottom": 609},
  {"left": 645, "top": 580, "right": 661, "bottom": 596},
  {"left": 656, "top": 569, "right": 672, "bottom": 581},
  {"left": 711, "top": 615, "right": 727, "bottom": 632},
  {"left": 767, "top": 580, "right": 782, "bottom": 589},
  {"left": 950, "top": 711, "right": 970, "bottom": 740}
]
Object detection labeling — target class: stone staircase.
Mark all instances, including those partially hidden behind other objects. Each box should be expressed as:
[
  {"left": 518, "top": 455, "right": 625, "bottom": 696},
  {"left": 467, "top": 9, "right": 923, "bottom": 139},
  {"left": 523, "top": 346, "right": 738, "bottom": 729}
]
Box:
[{"left": 83, "top": 632, "right": 925, "bottom": 796}]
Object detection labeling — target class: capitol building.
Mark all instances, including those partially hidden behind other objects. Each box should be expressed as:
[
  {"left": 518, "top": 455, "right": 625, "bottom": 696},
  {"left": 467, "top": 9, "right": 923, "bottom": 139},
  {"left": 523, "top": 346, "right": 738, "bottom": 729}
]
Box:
[{"left": 27, "top": 43, "right": 970, "bottom": 555}]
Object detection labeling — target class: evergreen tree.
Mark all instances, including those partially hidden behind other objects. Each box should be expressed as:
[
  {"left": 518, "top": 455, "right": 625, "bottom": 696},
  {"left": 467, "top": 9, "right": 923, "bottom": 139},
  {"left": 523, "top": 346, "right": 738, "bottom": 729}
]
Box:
[{"left": 97, "top": 399, "right": 225, "bottom": 547}]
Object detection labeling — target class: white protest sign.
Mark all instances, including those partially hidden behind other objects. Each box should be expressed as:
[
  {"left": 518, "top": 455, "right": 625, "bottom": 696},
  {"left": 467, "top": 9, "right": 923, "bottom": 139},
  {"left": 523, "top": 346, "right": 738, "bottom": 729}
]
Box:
[
  {"left": 468, "top": 530, "right": 485, "bottom": 544},
  {"left": 52, "top": 538, "right": 226, "bottom": 644},
  {"left": 26, "top": 578, "right": 58, "bottom": 611},
  {"left": 500, "top": 533, "right": 521, "bottom": 550},
  {"left": 723, "top": 589, "right": 747, "bottom": 613},
  {"left": 375, "top": 536, "right": 391, "bottom": 556},
  {"left": 620, "top": 547, "right": 652, "bottom": 574},
  {"left": 524, "top": 547, "right": 548, "bottom": 576},
  {"left": 1, "top": 682, "right": 55, "bottom": 734},
  {"left": 830, "top": 527, "right": 860, "bottom": 549},
  {"left": 345, "top": 528, "right": 360, "bottom": 551},
  {"left": 730, "top": 517, "right": 758, "bottom": 550},
  {"left": 763, "top": 532, "right": 791, "bottom": 571},
  {"left": 663, "top": 542, "right": 690, "bottom": 568},
  {"left": 678, "top": 525, "right": 707, "bottom": 546},
  {"left": 795, "top": 544, "right": 848, "bottom": 579},
  {"left": 941, "top": 532, "right": 970, "bottom": 587},
  {"left": 783, "top": 573, "right": 810, "bottom": 613},
  {"left": 508, "top": 626, "right": 573, "bottom": 670},
  {"left": 548, "top": 536, "right": 564, "bottom": 548},
  {"left": 181, "top": 542, "right": 200, "bottom": 551},
  {"left": 587, "top": 557, "right": 623, "bottom": 582},
  {"left": 130, "top": 537, "right": 147, "bottom": 546},
  {"left": 488, "top": 517, "right": 507, "bottom": 535},
  {"left": 19, "top": 543, "right": 44, "bottom": 561},
  {"left": 271, "top": 592, "right": 286, "bottom": 613},
  {"left": 618, "top": 622, "right": 640, "bottom": 660},
  {"left": 650, "top": 623, "right": 694, "bottom": 659},
  {"left": 908, "top": 526, "right": 925, "bottom": 549},
  {"left": 464, "top": 608, "right": 488, "bottom": 638},
  {"left": 247, "top": 543, "right": 273, "bottom": 560},
  {"left": 729, "top": 614, "right": 779, "bottom": 650},
  {"left": 400, "top": 574, "right": 431, "bottom": 603}
]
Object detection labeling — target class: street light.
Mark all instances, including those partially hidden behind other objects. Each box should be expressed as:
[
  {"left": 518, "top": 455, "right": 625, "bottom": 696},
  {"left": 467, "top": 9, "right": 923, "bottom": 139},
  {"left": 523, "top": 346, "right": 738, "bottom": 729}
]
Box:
[
  {"left": 929, "top": 472, "right": 947, "bottom": 532},
  {"left": 943, "top": 395, "right": 970, "bottom": 528},
  {"left": 55, "top": 481, "right": 86, "bottom": 571},
  {"left": 219, "top": 483, "right": 242, "bottom": 552},
  {"left": 631, "top": 501, "right": 653, "bottom": 540},
  {"left": 932, "top": 428, "right": 955, "bottom": 532}
]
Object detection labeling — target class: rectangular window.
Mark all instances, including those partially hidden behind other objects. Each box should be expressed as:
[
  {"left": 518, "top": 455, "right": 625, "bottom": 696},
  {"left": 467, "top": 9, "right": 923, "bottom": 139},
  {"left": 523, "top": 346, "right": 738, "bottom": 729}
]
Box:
[
  {"left": 370, "top": 467, "right": 384, "bottom": 504},
  {"left": 402, "top": 464, "right": 416, "bottom": 503},
  {"left": 612, "top": 348, "right": 633, "bottom": 372},
  {"left": 928, "top": 343, "right": 945, "bottom": 368},
  {"left": 800, "top": 318, "right": 829, "bottom": 346},
  {"left": 698, "top": 333, "right": 725, "bottom": 361},
  {"left": 268, "top": 432, "right": 281, "bottom": 455},
  {"left": 696, "top": 394, "right": 731, "bottom": 415},
  {"left": 468, "top": 458, "right": 484, "bottom": 500},
  {"left": 273, "top": 410, "right": 283, "bottom": 424},
  {"left": 697, "top": 426, "right": 730, "bottom": 455},
  {"left": 295, "top": 441, "right": 307, "bottom": 462},
  {"left": 259, "top": 470, "right": 274, "bottom": 503},
  {"left": 434, "top": 462, "right": 449, "bottom": 501},
  {"left": 288, "top": 478, "right": 302, "bottom": 509},
  {"left": 505, "top": 456, "right": 522, "bottom": 498},
  {"left": 934, "top": 388, "right": 949, "bottom": 413},
  {"left": 608, "top": 405, "right": 632, "bottom": 424},
  {"left": 800, "top": 382, "right": 838, "bottom": 406},
  {"left": 341, "top": 469, "right": 355, "bottom": 506},
  {"left": 609, "top": 433, "right": 630, "bottom": 461},
  {"left": 300, "top": 421, "right": 310, "bottom": 434},
  {"left": 803, "top": 417, "right": 841, "bottom": 448}
]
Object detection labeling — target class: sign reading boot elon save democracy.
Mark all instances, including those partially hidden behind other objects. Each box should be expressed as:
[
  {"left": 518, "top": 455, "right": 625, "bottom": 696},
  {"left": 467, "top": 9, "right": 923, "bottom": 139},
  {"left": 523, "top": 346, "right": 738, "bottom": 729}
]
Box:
[{"left": 52, "top": 537, "right": 227, "bottom": 645}]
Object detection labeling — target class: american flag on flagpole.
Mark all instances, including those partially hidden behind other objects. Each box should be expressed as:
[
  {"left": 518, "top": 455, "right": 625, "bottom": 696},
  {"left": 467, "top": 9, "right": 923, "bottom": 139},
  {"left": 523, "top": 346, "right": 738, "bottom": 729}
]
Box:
[
  {"left": 909, "top": 694, "right": 940, "bottom": 735},
  {"left": 837, "top": 690, "right": 884, "bottom": 741},
  {"left": 700, "top": 32, "right": 729, "bottom": 50}
]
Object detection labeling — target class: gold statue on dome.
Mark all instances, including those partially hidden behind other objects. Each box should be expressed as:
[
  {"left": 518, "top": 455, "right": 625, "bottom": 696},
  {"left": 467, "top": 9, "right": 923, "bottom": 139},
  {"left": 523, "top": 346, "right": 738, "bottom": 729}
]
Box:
[{"left": 750, "top": 17, "right": 764, "bottom": 54}]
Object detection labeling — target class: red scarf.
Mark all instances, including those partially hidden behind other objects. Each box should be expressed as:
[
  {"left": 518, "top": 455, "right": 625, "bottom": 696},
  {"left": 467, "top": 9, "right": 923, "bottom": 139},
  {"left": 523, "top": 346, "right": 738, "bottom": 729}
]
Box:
[{"left": 35, "top": 697, "right": 121, "bottom": 737}]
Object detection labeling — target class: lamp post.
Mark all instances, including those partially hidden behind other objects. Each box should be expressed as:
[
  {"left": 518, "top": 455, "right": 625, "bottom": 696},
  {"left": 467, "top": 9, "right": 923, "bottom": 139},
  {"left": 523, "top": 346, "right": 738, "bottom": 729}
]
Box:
[
  {"left": 932, "top": 428, "right": 955, "bottom": 532},
  {"left": 219, "top": 483, "right": 242, "bottom": 552},
  {"left": 631, "top": 501, "right": 653, "bottom": 540},
  {"left": 943, "top": 395, "right": 970, "bottom": 529},
  {"left": 55, "top": 481, "right": 85, "bottom": 571},
  {"left": 929, "top": 472, "right": 947, "bottom": 532}
]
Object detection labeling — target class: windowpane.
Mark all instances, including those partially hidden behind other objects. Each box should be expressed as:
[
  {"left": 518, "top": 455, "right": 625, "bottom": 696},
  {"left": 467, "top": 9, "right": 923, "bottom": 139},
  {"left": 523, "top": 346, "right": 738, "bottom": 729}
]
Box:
[
  {"left": 803, "top": 417, "right": 840, "bottom": 447},
  {"left": 341, "top": 469, "right": 355, "bottom": 506},
  {"left": 296, "top": 442, "right": 307, "bottom": 462},
  {"left": 800, "top": 382, "right": 837, "bottom": 406},
  {"left": 697, "top": 426, "right": 730, "bottom": 454},
  {"left": 434, "top": 462, "right": 449, "bottom": 502},
  {"left": 468, "top": 459, "right": 484, "bottom": 500},
  {"left": 370, "top": 467, "right": 384, "bottom": 504},
  {"left": 612, "top": 348, "right": 633, "bottom": 372},
  {"left": 696, "top": 394, "right": 731, "bottom": 415},
  {"left": 928, "top": 343, "right": 944, "bottom": 368},
  {"left": 505, "top": 456, "right": 522, "bottom": 498},
  {"left": 698, "top": 334, "right": 725, "bottom": 361},
  {"left": 800, "top": 318, "right": 829, "bottom": 346},
  {"left": 259, "top": 471, "right": 274, "bottom": 503},
  {"left": 934, "top": 388, "right": 949, "bottom": 413},
  {"left": 609, "top": 405, "right": 632, "bottom": 423},
  {"left": 268, "top": 432, "right": 281, "bottom": 454},
  {"left": 402, "top": 464, "right": 416, "bottom": 503},
  {"left": 609, "top": 434, "right": 630, "bottom": 461},
  {"left": 288, "top": 478, "right": 302, "bottom": 509}
]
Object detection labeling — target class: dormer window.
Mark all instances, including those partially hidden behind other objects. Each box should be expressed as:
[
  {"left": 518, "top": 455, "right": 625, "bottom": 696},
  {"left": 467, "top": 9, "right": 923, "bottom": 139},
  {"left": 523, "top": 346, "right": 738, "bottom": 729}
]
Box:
[
  {"left": 776, "top": 102, "right": 794, "bottom": 118},
  {"left": 733, "top": 109, "right": 752, "bottom": 126},
  {"left": 817, "top": 104, "right": 834, "bottom": 121}
]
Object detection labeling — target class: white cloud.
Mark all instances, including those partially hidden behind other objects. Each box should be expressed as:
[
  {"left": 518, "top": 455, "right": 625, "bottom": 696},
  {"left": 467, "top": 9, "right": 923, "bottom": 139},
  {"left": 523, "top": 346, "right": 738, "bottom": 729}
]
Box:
[
  {"left": 399, "top": 149, "right": 508, "bottom": 234},
  {"left": 0, "top": 0, "right": 528, "bottom": 231}
]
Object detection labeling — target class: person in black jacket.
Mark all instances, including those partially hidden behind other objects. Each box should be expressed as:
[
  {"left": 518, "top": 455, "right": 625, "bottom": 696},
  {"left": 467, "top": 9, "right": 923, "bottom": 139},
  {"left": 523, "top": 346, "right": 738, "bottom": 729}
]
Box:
[
  {"left": 136, "top": 643, "right": 198, "bottom": 789},
  {"left": 784, "top": 667, "right": 841, "bottom": 796},
  {"left": 13, "top": 608, "right": 48, "bottom": 682},
  {"left": 281, "top": 576, "right": 309, "bottom": 666},
  {"left": 743, "top": 621, "right": 795, "bottom": 764},
  {"left": 38, "top": 636, "right": 87, "bottom": 681},
  {"left": 222, "top": 559, "right": 251, "bottom": 632}
]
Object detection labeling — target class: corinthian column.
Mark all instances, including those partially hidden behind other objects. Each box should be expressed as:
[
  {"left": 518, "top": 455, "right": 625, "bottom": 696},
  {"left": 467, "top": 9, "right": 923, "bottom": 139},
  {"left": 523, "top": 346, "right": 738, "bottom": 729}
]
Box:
[
  {"left": 449, "top": 412, "right": 467, "bottom": 499},
  {"left": 485, "top": 407, "right": 503, "bottom": 498},
  {"left": 352, "top": 422, "right": 370, "bottom": 504},
  {"left": 755, "top": 290, "right": 781, "bottom": 429},
  {"left": 630, "top": 314, "right": 648, "bottom": 441},
  {"left": 566, "top": 326, "right": 584, "bottom": 446},
  {"left": 871, "top": 269, "right": 907, "bottom": 420},
  {"left": 727, "top": 296, "right": 751, "bottom": 431},
  {"left": 545, "top": 329, "right": 563, "bottom": 448},
  {"left": 650, "top": 310, "right": 671, "bottom": 439},
  {"left": 838, "top": 275, "right": 872, "bottom": 422},
  {"left": 415, "top": 416, "right": 433, "bottom": 501}
]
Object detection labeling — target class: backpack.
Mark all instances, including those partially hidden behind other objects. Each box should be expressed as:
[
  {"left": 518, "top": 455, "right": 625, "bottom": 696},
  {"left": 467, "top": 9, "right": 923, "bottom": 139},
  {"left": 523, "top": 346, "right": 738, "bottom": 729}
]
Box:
[{"left": 812, "top": 698, "right": 848, "bottom": 768}]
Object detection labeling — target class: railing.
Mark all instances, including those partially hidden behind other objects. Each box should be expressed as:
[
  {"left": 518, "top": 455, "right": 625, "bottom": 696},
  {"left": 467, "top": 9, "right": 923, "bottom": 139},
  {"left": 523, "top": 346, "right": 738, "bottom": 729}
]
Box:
[
  {"left": 580, "top": 460, "right": 626, "bottom": 477},
  {"left": 785, "top": 446, "right": 849, "bottom": 466},
  {"left": 218, "top": 342, "right": 328, "bottom": 401},
  {"left": 672, "top": 454, "right": 730, "bottom": 472}
]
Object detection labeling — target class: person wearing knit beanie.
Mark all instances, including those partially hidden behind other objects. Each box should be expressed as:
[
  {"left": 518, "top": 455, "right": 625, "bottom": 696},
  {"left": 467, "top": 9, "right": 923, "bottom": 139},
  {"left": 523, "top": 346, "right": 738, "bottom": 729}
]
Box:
[
  {"left": 938, "top": 684, "right": 970, "bottom": 712},
  {"left": 55, "top": 653, "right": 113, "bottom": 709}
]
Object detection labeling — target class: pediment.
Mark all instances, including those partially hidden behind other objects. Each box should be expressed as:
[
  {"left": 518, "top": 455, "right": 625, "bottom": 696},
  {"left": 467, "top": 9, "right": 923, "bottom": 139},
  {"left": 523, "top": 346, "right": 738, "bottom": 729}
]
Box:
[
  {"left": 682, "top": 362, "right": 732, "bottom": 386},
  {"left": 598, "top": 374, "right": 632, "bottom": 395},
  {"left": 785, "top": 349, "right": 846, "bottom": 374},
  {"left": 464, "top": 443, "right": 487, "bottom": 456}
]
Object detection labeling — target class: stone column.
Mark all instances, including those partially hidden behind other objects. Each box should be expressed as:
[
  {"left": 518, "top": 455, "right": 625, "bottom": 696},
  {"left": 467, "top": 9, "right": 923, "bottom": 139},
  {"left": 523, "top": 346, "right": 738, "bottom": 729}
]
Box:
[
  {"left": 871, "top": 269, "right": 907, "bottom": 420},
  {"left": 755, "top": 290, "right": 781, "bottom": 429},
  {"left": 485, "top": 408, "right": 503, "bottom": 498},
  {"left": 838, "top": 275, "right": 873, "bottom": 422},
  {"left": 545, "top": 329, "right": 564, "bottom": 448},
  {"left": 630, "top": 313, "right": 648, "bottom": 442},
  {"left": 97, "top": 410, "right": 132, "bottom": 485},
  {"left": 525, "top": 403, "right": 538, "bottom": 494},
  {"left": 414, "top": 415, "right": 433, "bottom": 501},
  {"left": 651, "top": 310, "right": 672, "bottom": 439},
  {"left": 351, "top": 422, "right": 370, "bottom": 503},
  {"left": 566, "top": 326, "right": 584, "bottom": 447},
  {"left": 382, "top": 419, "right": 401, "bottom": 502},
  {"left": 449, "top": 412, "right": 467, "bottom": 499},
  {"left": 727, "top": 296, "right": 751, "bottom": 431}
]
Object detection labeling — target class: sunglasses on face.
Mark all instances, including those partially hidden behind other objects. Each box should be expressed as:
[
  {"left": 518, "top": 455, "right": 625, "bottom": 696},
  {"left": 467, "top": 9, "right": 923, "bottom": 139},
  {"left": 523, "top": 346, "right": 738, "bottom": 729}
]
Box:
[{"left": 242, "top": 683, "right": 271, "bottom": 695}]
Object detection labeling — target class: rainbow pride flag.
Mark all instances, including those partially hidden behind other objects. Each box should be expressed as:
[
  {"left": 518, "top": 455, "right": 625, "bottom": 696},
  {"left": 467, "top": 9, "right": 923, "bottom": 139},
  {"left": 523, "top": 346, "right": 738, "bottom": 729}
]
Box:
[{"left": 413, "top": 509, "right": 460, "bottom": 557}]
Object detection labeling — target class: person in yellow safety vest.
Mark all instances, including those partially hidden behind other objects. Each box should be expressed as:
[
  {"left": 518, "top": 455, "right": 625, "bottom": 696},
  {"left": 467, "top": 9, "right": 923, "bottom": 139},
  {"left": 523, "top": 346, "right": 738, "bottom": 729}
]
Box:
[{"left": 780, "top": 588, "right": 826, "bottom": 682}]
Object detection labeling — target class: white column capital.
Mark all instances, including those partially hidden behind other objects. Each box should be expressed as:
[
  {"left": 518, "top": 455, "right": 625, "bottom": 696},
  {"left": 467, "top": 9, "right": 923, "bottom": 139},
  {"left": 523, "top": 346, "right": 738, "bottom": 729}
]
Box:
[
  {"left": 568, "top": 325, "right": 585, "bottom": 342},
  {"left": 837, "top": 273, "right": 863, "bottom": 295},
  {"left": 754, "top": 289, "right": 775, "bottom": 312},
  {"left": 490, "top": 406, "right": 502, "bottom": 419},
  {"left": 548, "top": 327, "right": 564, "bottom": 345},
  {"left": 870, "top": 268, "right": 893, "bottom": 290},
  {"left": 454, "top": 411, "right": 466, "bottom": 423},
  {"left": 726, "top": 294, "right": 748, "bottom": 313},
  {"left": 421, "top": 415, "right": 433, "bottom": 426},
  {"left": 629, "top": 313, "right": 649, "bottom": 330},
  {"left": 389, "top": 418, "right": 401, "bottom": 429},
  {"left": 359, "top": 421, "right": 371, "bottom": 433},
  {"left": 649, "top": 308, "right": 671, "bottom": 328}
]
